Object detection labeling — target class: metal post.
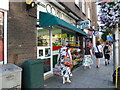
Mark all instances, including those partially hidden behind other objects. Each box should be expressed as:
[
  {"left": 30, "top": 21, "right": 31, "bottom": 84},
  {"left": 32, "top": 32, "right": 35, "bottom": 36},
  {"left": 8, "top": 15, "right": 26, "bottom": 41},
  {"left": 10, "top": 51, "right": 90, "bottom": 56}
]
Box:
[{"left": 113, "top": 23, "right": 120, "bottom": 71}]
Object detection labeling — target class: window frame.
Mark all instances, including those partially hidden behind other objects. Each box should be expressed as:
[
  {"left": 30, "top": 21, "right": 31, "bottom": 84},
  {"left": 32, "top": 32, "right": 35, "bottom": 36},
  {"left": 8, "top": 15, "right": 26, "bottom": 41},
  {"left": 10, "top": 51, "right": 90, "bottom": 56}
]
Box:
[
  {"left": 75, "top": 0, "right": 80, "bottom": 8},
  {"left": 82, "top": 0, "right": 86, "bottom": 14}
]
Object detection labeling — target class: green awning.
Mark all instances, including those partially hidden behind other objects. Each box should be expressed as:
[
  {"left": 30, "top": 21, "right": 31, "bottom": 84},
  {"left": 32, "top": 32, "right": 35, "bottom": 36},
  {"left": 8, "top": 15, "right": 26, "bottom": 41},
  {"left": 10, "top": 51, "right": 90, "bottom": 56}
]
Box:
[{"left": 39, "top": 12, "right": 87, "bottom": 36}]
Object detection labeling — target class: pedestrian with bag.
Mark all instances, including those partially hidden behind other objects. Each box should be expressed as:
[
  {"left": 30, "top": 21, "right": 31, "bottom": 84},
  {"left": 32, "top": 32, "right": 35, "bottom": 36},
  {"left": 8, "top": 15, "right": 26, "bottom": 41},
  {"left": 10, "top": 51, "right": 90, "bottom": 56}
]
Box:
[
  {"left": 93, "top": 41, "right": 103, "bottom": 68},
  {"left": 57, "top": 41, "right": 72, "bottom": 84},
  {"left": 83, "top": 42, "right": 93, "bottom": 70},
  {"left": 103, "top": 42, "right": 111, "bottom": 65}
]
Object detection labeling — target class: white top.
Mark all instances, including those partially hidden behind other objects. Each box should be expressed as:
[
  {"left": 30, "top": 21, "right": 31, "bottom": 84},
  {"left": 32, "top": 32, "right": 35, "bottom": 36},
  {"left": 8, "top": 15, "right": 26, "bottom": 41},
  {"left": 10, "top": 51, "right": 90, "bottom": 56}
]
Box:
[{"left": 94, "top": 45, "right": 103, "bottom": 53}]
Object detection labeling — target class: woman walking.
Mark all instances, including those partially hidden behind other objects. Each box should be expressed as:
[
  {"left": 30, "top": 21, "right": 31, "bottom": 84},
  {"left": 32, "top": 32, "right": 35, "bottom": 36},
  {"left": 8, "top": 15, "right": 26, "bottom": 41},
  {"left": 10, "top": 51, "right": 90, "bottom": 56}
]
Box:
[
  {"left": 57, "top": 41, "right": 72, "bottom": 84},
  {"left": 103, "top": 42, "right": 112, "bottom": 65},
  {"left": 83, "top": 43, "right": 93, "bottom": 69},
  {"left": 94, "top": 41, "right": 103, "bottom": 68}
]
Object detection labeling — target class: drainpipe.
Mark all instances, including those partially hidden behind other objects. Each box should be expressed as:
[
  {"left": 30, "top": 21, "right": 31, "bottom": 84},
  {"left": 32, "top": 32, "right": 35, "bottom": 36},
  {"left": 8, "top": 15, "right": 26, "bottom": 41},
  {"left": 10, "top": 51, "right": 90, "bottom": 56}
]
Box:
[{"left": 113, "top": 23, "right": 120, "bottom": 71}]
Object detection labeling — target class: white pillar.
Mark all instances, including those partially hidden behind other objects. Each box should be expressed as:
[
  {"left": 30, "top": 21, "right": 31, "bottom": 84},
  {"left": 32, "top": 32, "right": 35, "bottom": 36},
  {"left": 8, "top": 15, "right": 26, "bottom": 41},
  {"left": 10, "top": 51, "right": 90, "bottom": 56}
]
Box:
[
  {"left": 4, "top": 11, "right": 7, "bottom": 64},
  {"left": 93, "top": 35, "right": 96, "bottom": 47}
]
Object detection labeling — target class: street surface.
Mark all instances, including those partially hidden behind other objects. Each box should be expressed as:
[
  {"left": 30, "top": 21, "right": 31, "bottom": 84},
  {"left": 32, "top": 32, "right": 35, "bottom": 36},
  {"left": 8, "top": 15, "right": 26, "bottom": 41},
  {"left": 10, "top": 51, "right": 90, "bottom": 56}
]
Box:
[{"left": 44, "top": 56, "right": 115, "bottom": 88}]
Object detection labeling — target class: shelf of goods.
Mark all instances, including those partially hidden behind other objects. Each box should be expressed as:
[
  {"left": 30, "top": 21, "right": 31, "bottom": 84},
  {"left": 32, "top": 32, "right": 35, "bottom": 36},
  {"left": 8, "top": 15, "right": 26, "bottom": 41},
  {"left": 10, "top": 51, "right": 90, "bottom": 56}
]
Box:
[{"left": 69, "top": 47, "right": 83, "bottom": 69}]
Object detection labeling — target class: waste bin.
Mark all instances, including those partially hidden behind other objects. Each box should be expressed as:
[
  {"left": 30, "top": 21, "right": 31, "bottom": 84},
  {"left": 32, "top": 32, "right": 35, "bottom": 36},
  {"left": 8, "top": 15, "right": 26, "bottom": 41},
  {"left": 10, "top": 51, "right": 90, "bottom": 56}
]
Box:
[
  {"left": 0, "top": 63, "right": 22, "bottom": 89},
  {"left": 22, "top": 59, "right": 45, "bottom": 88},
  {"left": 113, "top": 67, "right": 120, "bottom": 88}
]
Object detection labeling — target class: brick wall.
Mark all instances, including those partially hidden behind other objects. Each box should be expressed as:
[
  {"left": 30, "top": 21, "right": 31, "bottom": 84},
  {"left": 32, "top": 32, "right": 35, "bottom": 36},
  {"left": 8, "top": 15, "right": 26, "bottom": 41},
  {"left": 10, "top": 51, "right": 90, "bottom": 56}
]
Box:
[{"left": 7, "top": 2, "right": 37, "bottom": 66}]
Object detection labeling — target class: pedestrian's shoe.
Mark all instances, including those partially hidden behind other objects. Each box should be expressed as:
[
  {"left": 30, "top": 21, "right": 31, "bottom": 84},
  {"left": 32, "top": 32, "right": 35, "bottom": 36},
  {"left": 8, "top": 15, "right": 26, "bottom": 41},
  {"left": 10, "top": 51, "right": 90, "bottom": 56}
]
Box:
[
  {"left": 84, "top": 66, "right": 86, "bottom": 70},
  {"left": 63, "top": 80, "right": 66, "bottom": 84},
  {"left": 89, "top": 66, "right": 91, "bottom": 69},
  {"left": 96, "top": 65, "right": 99, "bottom": 68},
  {"left": 66, "top": 79, "right": 71, "bottom": 83},
  {"left": 105, "top": 61, "right": 107, "bottom": 66},
  {"left": 63, "top": 77, "right": 66, "bottom": 84}
]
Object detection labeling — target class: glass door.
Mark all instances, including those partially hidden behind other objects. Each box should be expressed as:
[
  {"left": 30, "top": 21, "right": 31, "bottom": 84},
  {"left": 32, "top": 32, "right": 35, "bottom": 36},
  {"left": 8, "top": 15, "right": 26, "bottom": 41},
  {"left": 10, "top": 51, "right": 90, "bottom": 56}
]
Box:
[{"left": 37, "top": 28, "right": 52, "bottom": 75}]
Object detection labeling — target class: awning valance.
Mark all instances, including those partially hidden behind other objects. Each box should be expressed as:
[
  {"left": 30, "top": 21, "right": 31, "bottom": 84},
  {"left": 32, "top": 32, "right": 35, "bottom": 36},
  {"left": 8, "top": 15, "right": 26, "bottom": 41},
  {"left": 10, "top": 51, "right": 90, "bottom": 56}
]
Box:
[{"left": 39, "top": 12, "right": 88, "bottom": 36}]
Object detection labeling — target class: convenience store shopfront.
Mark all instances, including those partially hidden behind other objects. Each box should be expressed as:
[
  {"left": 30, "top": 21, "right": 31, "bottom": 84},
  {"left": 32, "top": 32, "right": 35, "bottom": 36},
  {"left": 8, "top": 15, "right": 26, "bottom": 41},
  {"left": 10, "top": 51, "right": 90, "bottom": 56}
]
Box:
[{"left": 37, "top": 1, "right": 87, "bottom": 77}]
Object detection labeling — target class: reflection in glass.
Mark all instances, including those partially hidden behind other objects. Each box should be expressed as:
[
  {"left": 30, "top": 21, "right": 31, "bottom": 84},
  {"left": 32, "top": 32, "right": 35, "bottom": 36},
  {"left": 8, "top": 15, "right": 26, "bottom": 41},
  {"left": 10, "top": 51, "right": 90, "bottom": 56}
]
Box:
[
  {"left": 44, "top": 58, "right": 51, "bottom": 73},
  {"left": 45, "top": 48, "right": 51, "bottom": 57},
  {"left": 0, "top": 12, "right": 4, "bottom": 61},
  {"left": 39, "top": 49, "right": 43, "bottom": 57}
]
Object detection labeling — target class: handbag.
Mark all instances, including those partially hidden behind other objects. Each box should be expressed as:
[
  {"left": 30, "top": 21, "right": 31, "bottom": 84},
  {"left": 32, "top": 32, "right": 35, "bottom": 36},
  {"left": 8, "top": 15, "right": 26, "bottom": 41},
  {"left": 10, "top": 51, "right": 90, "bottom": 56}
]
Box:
[
  {"left": 96, "top": 46, "right": 103, "bottom": 58},
  {"left": 53, "top": 63, "right": 61, "bottom": 76},
  {"left": 63, "top": 48, "right": 72, "bottom": 67}
]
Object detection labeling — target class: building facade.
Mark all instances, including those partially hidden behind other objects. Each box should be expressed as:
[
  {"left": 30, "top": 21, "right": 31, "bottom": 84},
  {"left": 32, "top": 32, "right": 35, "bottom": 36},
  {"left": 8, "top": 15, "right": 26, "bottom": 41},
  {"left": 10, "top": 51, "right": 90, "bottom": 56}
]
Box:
[
  {"left": 7, "top": 2, "right": 37, "bottom": 66},
  {"left": 1, "top": 0, "right": 98, "bottom": 79}
]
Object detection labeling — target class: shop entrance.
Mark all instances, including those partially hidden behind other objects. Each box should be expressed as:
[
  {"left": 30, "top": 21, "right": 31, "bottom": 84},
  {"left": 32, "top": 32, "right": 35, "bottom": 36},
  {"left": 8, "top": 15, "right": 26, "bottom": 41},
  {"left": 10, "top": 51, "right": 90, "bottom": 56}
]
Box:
[{"left": 37, "top": 28, "right": 52, "bottom": 75}]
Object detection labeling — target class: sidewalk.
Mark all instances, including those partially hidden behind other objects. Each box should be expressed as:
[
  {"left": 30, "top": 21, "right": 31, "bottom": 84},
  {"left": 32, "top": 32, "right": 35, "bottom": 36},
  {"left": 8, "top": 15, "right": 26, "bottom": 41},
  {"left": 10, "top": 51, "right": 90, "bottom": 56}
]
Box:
[{"left": 44, "top": 57, "right": 115, "bottom": 88}]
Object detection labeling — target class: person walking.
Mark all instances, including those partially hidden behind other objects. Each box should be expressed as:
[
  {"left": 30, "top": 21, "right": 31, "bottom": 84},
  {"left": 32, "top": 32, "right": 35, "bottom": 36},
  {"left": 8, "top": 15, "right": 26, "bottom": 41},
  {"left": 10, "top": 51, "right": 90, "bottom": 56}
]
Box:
[
  {"left": 83, "top": 43, "right": 93, "bottom": 70},
  {"left": 103, "top": 42, "right": 111, "bottom": 65},
  {"left": 94, "top": 41, "right": 103, "bottom": 68},
  {"left": 57, "top": 41, "right": 72, "bottom": 84}
]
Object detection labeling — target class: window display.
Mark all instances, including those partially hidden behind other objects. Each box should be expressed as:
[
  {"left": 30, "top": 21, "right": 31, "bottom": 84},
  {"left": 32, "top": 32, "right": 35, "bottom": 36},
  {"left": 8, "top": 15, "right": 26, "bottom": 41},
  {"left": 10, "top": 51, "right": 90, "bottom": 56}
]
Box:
[
  {"left": 37, "top": 29, "right": 50, "bottom": 46},
  {"left": 52, "top": 28, "right": 62, "bottom": 46}
]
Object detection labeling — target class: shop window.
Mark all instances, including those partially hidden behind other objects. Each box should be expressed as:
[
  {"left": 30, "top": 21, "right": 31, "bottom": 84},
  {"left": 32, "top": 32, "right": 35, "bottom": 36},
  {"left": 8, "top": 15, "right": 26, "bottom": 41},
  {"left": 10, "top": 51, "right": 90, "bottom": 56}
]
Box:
[
  {"left": 0, "top": 12, "right": 4, "bottom": 62},
  {"left": 37, "top": 29, "right": 50, "bottom": 46}
]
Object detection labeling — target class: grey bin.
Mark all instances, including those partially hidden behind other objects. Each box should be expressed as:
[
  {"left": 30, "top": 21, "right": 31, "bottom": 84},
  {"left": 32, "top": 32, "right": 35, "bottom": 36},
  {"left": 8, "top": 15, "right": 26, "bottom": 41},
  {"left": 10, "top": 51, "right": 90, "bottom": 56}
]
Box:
[
  {"left": 22, "top": 59, "right": 45, "bottom": 88},
  {"left": 0, "top": 63, "right": 22, "bottom": 89}
]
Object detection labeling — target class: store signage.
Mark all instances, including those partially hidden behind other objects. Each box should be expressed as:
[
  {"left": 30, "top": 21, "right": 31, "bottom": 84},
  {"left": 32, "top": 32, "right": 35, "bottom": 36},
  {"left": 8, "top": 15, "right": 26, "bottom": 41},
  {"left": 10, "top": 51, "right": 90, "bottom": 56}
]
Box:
[
  {"left": 38, "top": 2, "right": 65, "bottom": 18},
  {"left": 37, "top": 1, "right": 76, "bottom": 26},
  {"left": 107, "top": 34, "right": 113, "bottom": 41},
  {"left": 0, "top": 0, "right": 9, "bottom": 10},
  {"left": 78, "top": 20, "right": 90, "bottom": 29},
  {"left": 93, "top": 31, "right": 99, "bottom": 36}
]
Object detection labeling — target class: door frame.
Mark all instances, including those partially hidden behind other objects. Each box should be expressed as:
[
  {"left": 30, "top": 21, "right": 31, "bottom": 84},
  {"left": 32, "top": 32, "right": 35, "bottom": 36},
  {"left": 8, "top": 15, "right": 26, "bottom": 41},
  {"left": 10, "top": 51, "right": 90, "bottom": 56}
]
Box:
[{"left": 37, "top": 29, "right": 53, "bottom": 76}]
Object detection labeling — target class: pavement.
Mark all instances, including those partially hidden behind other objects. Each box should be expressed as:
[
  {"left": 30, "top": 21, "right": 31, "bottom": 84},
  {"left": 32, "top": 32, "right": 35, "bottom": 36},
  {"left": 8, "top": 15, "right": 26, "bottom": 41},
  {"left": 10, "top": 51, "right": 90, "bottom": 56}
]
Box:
[{"left": 44, "top": 56, "right": 115, "bottom": 88}]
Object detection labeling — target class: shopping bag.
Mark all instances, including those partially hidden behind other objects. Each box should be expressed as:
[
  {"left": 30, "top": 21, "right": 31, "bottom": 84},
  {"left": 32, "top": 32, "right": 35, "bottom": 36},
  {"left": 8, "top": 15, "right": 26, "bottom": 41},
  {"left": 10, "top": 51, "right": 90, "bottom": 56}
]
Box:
[
  {"left": 63, "top": 56, "right": 72, "bottom": 67},
  {"left": 53, "top": 64, "right": 61, "bottom": 76}
]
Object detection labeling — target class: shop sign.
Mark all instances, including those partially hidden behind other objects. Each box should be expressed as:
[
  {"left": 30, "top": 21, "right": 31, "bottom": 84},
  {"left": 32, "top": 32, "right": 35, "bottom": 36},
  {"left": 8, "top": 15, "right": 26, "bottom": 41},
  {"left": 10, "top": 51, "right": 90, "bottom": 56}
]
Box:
[
  {"left": 37, "top": 1, "right": 76, "bottom": 26},
  {"left": 0, "top": 0, "right": 9, "bottom": 10},
  {"left": 107, "top": 34, "right": 113, "bottom": 41},
  {"left": 78, "top": 20, "right": 90, "bottom": 29},
  {"left": 93, "top": 31, "right": 99, "bottom": 36}
]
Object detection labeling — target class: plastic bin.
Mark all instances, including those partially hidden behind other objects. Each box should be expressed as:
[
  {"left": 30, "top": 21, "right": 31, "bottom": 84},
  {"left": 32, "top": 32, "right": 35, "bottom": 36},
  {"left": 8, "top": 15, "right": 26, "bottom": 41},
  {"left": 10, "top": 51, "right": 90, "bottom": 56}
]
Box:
[
  {"left": 22, "top": 59, "right": 45, "bottom": 88},
  {"left": 0, "top": 63, "right": 22, "bottom": 89}
]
